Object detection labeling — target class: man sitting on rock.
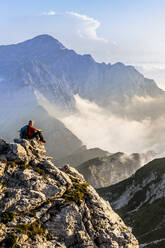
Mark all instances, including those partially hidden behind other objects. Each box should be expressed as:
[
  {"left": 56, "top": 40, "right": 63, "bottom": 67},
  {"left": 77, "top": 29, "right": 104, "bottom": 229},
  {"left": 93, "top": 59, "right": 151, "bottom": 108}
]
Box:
[{"left": 20, "top": 120, "right": 46, "bottom": 143}]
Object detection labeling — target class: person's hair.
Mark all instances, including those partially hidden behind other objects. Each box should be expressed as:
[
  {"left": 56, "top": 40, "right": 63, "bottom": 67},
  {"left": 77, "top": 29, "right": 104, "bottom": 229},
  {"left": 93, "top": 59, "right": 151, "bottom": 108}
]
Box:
[{"left": 28, "top": 120, "right": 34, "bottom": 126}]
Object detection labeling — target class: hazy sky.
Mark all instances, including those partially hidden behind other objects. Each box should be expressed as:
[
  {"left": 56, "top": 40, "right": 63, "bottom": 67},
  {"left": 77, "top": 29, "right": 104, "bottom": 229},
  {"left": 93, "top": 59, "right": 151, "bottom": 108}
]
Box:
[{"left": 1, "top": 0, "right": 165, "bottom": 89}]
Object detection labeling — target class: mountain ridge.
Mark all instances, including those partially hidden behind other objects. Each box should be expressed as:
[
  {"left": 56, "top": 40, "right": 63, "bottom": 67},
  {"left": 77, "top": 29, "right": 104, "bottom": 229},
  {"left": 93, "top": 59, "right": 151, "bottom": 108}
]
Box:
[
  {"left": 0, "top": 34, "right": 163, "bottom": 112},
  {"left": 77, "top": 151, "right": 156, "bottom": 188},
  {"left": 98, "top": 157, "right": 165, "bottom": 247}
]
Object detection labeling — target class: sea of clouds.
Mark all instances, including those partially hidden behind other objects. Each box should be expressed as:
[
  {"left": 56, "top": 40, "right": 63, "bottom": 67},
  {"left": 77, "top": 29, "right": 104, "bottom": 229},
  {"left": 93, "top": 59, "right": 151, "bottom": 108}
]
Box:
[{"left": 36, "top": 92, "right": 165, "bottom": 157}]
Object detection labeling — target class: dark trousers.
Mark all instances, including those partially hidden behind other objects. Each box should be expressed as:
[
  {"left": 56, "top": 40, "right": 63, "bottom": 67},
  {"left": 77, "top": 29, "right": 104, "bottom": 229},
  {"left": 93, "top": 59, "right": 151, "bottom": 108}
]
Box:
[{"left": 30, "top": 131, "right": 44, "bottom": 141}]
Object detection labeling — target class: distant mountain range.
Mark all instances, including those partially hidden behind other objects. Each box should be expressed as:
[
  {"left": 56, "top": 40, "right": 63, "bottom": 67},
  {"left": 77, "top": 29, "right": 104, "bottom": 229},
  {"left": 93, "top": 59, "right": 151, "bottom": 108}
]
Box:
[
  {"left": 98, "top": 157, "right": 165, "bottom": 247},
  {"left": 77, "top": 151, "right": 156, "bottom": 188}
]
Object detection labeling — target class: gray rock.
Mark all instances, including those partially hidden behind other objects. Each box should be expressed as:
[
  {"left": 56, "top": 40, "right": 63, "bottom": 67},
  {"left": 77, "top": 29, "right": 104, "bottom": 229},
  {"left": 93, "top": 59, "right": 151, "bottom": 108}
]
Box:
[
  {"left": 0, "top": 138, "right": 9, "bottom": 154},
  {"left": 8, "top": 143, "right": 28, "bottom": 163},
  {"left": 0, "top": 139, "right": 139, "bottom": 247}
]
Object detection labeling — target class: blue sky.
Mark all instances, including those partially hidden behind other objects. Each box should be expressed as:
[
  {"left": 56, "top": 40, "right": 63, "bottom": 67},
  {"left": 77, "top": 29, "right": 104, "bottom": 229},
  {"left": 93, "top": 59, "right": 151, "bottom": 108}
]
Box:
[{"left": 1, "top": 0, "right": 165, "bottom": 89}]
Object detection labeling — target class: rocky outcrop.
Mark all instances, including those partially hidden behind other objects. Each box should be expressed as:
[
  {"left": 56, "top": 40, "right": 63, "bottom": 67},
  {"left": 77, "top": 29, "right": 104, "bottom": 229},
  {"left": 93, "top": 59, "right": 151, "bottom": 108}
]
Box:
[
  {"left": 98, "top": 158, "right": 165, "bottom": 247},
  {"left": 0, "top": 138, "right": 139, "bottom": 247}
]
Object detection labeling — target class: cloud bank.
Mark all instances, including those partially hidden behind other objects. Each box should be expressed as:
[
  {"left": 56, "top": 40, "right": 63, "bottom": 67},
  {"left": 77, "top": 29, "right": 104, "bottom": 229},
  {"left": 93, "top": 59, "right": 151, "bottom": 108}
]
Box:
[
  {"left": 36, "top": 92, "right": 165, "bottom": 156},
  {"left": 61, "top": 95, "right": 149, "bottom": 153},
  {"left": 67, "top": 11, "right": 107, "bottom": 42}
]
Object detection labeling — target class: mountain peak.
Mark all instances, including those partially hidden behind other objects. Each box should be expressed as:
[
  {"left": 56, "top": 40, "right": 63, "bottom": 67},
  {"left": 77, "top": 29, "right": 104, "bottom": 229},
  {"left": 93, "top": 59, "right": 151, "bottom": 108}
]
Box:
[
  {"left": 33, "top": 34, "right": 55, "bottom": 40},
  {"left": 19, "top": 34, "right": 66, "bottom": 50},
  {"left": 32, "top": 34, "right": 62, "bottom": 43}
]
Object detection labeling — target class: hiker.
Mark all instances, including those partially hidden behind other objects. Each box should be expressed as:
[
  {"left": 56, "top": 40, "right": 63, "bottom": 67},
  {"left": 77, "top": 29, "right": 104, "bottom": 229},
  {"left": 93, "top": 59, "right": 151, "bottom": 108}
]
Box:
[{"left": 20, "top": 120, "right": 46, "bottom": 143}]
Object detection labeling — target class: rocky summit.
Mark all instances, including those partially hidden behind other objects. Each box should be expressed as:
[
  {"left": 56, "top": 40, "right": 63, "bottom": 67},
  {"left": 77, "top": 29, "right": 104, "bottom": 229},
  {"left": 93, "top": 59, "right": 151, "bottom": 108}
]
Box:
[{"left": 0, "top": 138, "right": 138, "bottom": 248}]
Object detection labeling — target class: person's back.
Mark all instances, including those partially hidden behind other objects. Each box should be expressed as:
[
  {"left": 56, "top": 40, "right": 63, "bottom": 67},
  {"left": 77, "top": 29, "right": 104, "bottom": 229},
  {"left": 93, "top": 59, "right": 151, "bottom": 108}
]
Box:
[
  {"left": 20, "top": 120, "right": 46, "bottom": 143},
  {"left": 20, "top": 125, "right": 28, "bottom": 139}
]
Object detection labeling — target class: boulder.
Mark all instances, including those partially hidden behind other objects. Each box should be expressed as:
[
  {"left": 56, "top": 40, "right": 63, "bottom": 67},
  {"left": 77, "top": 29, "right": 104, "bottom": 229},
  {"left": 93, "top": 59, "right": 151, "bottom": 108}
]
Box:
[{"left": 0, "top": 138, "right": 9, "bottom": 154}]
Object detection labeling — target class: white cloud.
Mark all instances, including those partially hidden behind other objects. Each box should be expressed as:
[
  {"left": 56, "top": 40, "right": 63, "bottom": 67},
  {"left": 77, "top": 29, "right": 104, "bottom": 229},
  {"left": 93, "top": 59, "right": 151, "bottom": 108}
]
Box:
[
  {"left": 61, "top": 95, "right": 149, "bottom": 153},
  {"left": 43, "top": 11, "right": 56, "bottom": 16},
  {"left": 67, "top": 11, "right": 107, "bottom": 42},
  {"left": 35, "top": 92, "right": 165, "bottom": 157}
]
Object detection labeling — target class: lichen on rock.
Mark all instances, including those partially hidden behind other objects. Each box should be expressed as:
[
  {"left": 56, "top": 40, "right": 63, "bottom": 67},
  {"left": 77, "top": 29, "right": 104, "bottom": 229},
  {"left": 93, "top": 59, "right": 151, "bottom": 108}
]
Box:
[{"left": 0, "top": 138, "right": 139, "bottom": 247}]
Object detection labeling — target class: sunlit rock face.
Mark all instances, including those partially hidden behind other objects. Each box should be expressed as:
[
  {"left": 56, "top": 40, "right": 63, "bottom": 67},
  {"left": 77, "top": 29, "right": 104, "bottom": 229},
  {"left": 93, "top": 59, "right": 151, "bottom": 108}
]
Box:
[{"left": 0, "top": 138, "right": 139, "bottom": 248}]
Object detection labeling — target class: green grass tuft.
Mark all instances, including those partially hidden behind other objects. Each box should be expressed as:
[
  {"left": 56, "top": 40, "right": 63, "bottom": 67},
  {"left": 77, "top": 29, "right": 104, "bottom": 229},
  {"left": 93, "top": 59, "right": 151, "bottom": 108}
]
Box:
[
  {"left": 64, "top": 182, "right": 89, "bottom": 204},
  {"left": 33, "top": 167, "right": 47, "bottom": 178},
  {"left": 15, "top": 221, "right": 46, "bottom": 238},
  {"left": 20, "top": 164, "right": 31, "bottom": 170},
  {"left": 1, "top": 211, "right": 16, "bottom": 224}
]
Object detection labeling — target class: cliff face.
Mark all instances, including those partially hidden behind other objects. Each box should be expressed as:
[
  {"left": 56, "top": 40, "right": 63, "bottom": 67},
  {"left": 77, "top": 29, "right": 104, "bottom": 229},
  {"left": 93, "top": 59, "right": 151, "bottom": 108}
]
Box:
[{"left": 0, "top": 138, "right": 138, "bottom": 248}]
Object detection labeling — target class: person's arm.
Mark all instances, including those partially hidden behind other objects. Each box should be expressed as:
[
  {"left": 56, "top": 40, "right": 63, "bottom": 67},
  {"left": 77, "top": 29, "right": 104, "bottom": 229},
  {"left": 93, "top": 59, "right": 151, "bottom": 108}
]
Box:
[{"left": 30, "top": 126, "right": 37, "bottom": 132}]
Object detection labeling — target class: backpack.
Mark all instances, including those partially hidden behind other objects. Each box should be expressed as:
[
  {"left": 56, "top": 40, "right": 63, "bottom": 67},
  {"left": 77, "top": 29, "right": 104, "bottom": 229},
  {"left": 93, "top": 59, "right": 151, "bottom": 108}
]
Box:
[{"left": 20, "top": 125, "right": 28, "bottom": 139}]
